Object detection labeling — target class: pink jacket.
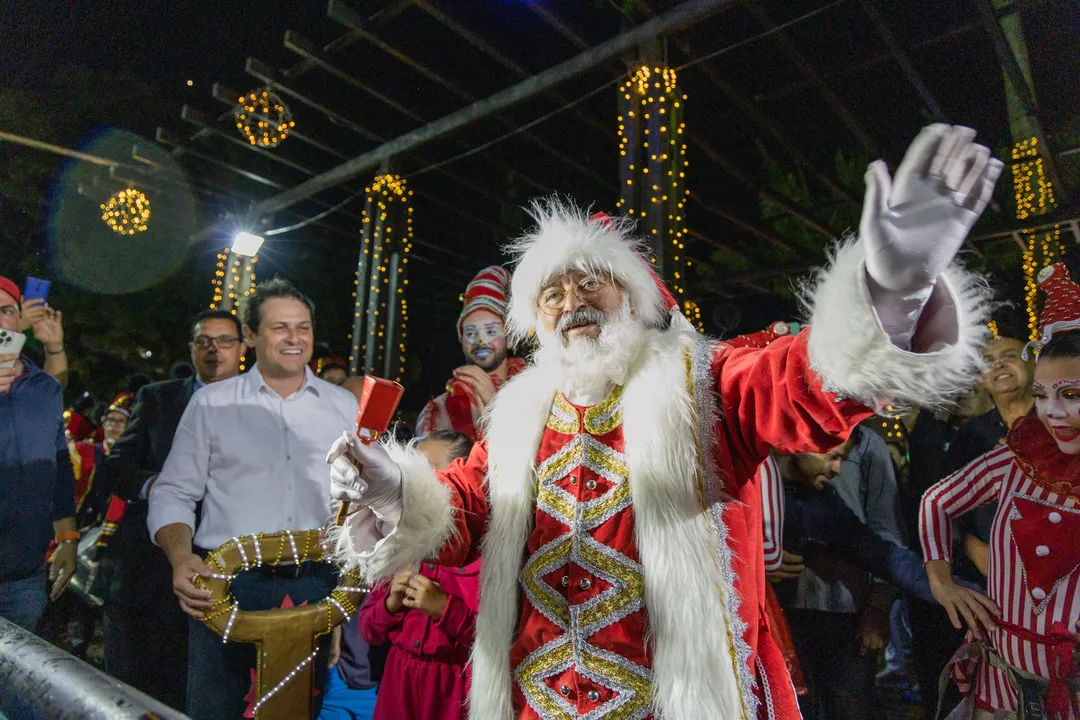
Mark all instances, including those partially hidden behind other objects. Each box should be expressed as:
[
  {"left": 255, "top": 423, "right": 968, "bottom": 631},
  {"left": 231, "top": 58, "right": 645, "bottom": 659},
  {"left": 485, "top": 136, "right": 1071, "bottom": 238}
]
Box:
[{"left": 358, "top": 558, "right": 480, "bottom": 664}]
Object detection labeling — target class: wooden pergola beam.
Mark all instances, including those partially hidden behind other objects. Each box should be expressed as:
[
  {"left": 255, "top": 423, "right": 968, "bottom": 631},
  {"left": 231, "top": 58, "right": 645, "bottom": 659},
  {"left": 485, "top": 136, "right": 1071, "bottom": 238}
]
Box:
[
  {"left": 688, "top": 195, "right": 804, "bottom": 255},
  {"left": 407, "top": 0, "right": 614, "bottom": 139},
  {"left": 211, "top": 84, "right": 348, "bottom": 160},
  {"left": 248, "top": 0, "right": 734, "bottom": 218},
  {"left": 857, "top": 0, "right": 945, "bottom": 119},
  {"left": 244, "top": 62, "right": 536, "bottom": 205},
  {"left": 692, "top": 133, "right": 843, "bottom": 240},
  {"left": 687, "top": 59, "right": 860, "bottom": 208},
  {"left": 745, "top": 1, "right": 877, "bottom": 152},
  {"left": 287, "top": 25, "right": 612, "bottom": 193}
]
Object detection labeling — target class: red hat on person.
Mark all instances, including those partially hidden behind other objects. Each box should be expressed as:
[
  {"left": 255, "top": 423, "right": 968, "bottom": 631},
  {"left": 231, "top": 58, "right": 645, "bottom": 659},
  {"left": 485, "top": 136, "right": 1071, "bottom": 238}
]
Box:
[
  {"left": 457, "top": 266, "right": 511, "bottom": 340},
  {"left": 106, "top": 393, "right": 136, "bottom": 418},
  {"left": 0, "top": 276, "right": 21, "bottom": 304},
  {"left": 1026, "top": 262, "right": 1080, "bottom": 357},
  {"left": 505, "top": 200, "right": 689, "bottom": 342},
  {"left": 589, "top": 211, "right": 680, "bottom": 317}
]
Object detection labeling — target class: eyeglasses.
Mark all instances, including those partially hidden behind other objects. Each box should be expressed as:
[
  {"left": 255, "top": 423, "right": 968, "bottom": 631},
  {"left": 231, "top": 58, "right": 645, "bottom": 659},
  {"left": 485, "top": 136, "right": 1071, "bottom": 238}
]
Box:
[
  {"left": 191, "top": 335, "right": 243, "bottom": 350},
  {"left": 537, "top": 274, "right": 614, "bottom": 316}
]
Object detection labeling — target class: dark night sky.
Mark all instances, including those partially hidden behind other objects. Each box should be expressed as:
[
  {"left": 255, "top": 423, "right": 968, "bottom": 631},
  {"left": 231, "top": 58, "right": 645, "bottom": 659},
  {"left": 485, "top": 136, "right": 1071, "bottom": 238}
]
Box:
[{"left": 1, "top": 2, "right": 322, "bottom": 101}]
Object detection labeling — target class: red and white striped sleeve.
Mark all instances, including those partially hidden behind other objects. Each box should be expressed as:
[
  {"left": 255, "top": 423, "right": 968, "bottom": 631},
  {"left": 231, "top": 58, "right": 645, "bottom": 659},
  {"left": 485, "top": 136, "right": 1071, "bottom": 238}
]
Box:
[
  {"left": 918, "top": 445, "right": 1012, "bottom": 564},
  {"left": 760, "top": 455, "right": 785, "bottom": 573}
]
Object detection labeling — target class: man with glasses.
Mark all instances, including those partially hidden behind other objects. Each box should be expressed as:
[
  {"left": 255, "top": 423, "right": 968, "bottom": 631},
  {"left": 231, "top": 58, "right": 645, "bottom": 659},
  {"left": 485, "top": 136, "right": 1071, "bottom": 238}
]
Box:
[
  {"left": 99, "top": 309, "right": 246, "bottom": 709},
  {"left": 416, "top": 266, "right": 525, "bottom": 440},
  {"left": 328, "top": 126, "right": 1003, "bottom": 719}
]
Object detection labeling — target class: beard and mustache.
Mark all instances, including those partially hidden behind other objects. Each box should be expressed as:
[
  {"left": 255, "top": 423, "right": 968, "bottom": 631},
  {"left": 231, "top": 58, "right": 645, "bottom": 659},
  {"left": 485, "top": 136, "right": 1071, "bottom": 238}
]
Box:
[
  {"left": 533, "top": 296, "right": 647, "bottom": 400},
  {"left": 467, "top": 344, "right": 508, "bottom": 372}
]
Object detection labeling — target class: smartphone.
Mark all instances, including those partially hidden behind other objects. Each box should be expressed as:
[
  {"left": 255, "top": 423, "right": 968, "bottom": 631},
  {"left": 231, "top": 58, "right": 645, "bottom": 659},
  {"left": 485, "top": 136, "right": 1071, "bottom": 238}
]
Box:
[
  {"left": 0, "top": 329, "right": 27, "bottom": 367},
  {"left": 23, "top": 277, "right": 51, "bottom": 303}
]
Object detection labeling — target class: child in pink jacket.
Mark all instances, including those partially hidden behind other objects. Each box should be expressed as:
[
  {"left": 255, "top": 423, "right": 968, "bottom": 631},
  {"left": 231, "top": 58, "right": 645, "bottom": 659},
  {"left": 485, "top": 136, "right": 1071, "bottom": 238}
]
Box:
[{"left": 358, "top": 557, "right": 480, "bottom": 720}]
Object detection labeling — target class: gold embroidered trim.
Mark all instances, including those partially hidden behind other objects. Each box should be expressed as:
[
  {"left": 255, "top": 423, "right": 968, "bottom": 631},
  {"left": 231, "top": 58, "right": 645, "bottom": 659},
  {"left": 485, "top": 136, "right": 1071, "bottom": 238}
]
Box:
[
  {"left": 584, "top": 385, "right": 624, "bottom": 435},
  {"left": 546, "top": 392, "right": 579, "bottom": 434}
]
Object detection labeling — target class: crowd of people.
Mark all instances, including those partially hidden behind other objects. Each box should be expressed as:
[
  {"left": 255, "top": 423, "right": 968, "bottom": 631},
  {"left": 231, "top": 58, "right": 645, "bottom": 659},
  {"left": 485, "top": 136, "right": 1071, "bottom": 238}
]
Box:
[{"left": 1, "top": 123, "right": 1078, "bottom": 720}]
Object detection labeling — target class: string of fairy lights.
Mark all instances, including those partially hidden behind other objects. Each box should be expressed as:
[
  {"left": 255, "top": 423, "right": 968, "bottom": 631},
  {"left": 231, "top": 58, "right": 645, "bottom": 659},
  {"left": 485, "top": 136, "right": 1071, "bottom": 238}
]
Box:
[
  {"left": 1012, "top": 136, "right": 1060, "bottom": 341},
  {"left": 209, "top": 249, "right": 257, "bottom": 371},
  {"left": 615, "top": 64, "right": 702, "bottom": 332},
  {"left": 233, "top": 88, "right": 295, "bottom": 148},
  {"left": 351, "top": 173, "right": 413, "bottom": 382},
  {"left": 209, "top": 250, "right": 258, "bottom": 314},
  {"left": 100, "top": 188, "right": 150, "bottom": 235}
]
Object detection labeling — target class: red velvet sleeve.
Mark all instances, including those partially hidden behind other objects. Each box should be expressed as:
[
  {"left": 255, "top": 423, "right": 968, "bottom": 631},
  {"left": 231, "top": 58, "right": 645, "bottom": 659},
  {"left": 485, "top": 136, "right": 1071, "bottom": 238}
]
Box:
[
  {"left": 434, "top": 440, "right": 491, "bottom": 568},
  {"left": 714, "top": 330, "right": 873, "bottom": 483}
]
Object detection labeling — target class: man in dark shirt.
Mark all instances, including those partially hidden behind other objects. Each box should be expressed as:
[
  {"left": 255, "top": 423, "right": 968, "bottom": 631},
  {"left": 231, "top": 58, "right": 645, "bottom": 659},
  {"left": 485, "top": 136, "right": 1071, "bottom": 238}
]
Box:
[
  {"left": 951, "top": 309, "right": 1034, "bottom": 571},
  {"left": 100, "top": 309, "right": 246, "bottom": 710},
  {"left": 0, "top": 275, "right": 77, "bottom": 632},
  {"left": 906, "top": 309, "right": 1034, "bottom": 717}
]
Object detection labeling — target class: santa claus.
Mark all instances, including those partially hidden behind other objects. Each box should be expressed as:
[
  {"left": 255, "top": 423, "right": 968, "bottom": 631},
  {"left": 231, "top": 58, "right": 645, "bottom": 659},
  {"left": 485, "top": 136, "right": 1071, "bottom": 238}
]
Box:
[{"left": 327, "top": 125, "right": 1001, "bottom": 719}]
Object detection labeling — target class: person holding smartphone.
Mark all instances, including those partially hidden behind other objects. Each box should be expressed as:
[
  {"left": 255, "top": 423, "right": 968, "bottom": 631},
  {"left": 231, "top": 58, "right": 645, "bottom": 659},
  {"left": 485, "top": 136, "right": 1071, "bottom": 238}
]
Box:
[
  {"left": 0, "top": 275, "right": 78, "bottom": 632},
  {"left": 17, "top": 277, "right": 67, "bottom": 388}
]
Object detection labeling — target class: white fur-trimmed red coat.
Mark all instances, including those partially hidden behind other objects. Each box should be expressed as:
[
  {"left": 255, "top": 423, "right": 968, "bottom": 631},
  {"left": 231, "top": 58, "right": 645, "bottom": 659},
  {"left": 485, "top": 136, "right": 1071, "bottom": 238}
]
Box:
[{"left": 330, "top": 238, "right": 992, "bottom": 719}]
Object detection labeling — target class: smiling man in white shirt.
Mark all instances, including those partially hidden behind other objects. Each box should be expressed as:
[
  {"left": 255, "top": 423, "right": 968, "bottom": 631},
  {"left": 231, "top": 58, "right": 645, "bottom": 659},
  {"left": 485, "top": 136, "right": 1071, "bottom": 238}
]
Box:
[{"left": 148, "top": 277, "right": 358, "bottom": 720}]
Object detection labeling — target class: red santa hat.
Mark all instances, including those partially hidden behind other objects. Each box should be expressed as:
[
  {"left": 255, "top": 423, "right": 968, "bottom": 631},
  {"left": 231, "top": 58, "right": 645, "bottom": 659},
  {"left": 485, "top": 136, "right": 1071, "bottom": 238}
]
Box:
[
  {"left": 505, "top": 200, "right": 683, "bottom": 341},
  {"left": 1026, "top": 262, "right": 1080, "bottom": 356},
  {"left": 0, "top": 276, "right": 21, "bottom": 304},
  {"left": 457, "top": 266, "right": 511, "bottom": 339}
]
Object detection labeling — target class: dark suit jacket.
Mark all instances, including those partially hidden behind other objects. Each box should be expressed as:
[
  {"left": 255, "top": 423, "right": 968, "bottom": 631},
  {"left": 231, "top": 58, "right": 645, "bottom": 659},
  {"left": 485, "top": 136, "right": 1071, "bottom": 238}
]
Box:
[{"left": 99, "top": 377, "right": 195, "bottom": 609}]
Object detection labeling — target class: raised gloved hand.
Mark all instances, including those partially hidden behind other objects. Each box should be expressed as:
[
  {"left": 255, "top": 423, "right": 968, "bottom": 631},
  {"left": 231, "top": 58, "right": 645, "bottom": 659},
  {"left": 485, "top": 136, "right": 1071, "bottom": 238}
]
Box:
[
  {"left": 326, "top": 431, "right": 402, "bottom": 507},
  {"left": 862, "top": 124, "right": 1003, "bottom": 293}
]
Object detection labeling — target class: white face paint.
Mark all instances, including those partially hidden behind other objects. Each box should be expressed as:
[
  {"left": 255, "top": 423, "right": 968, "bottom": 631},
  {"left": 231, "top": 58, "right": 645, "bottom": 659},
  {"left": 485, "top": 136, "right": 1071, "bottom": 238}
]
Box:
[
  {"left": 460, "top": 309, "right": 507, "bottom": 372},
  {"left": 1033, "top": 356, "right": 1080, "bottom": 455}
]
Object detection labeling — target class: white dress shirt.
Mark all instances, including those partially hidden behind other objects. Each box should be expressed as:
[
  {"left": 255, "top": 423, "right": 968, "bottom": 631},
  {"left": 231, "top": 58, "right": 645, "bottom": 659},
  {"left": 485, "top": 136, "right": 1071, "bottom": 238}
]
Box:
[{"left": 148, "top": 364, "right": 358, "bottom": 550}]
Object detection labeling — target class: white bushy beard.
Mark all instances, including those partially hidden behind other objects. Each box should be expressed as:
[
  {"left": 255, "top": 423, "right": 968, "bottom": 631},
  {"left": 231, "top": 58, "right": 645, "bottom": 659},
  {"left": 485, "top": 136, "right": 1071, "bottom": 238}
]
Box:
[{"left": 533, "top": 296, "right": 647, "bottom": 402}]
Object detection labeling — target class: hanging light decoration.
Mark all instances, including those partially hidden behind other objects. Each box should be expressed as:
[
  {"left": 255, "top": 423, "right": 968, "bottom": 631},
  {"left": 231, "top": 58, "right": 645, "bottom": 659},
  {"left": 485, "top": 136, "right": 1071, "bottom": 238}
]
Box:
[
  {"left": 616, "top": 64, "right": 693, "bottom": 320},
  {"left": 1012, "top": 136, "right": 1060, "bottom": 341},
  {"left": 353, "top": 174, "right": 412, "bottom": 382},
  {"left": 100, "top": 188, "right": 150, "bottom": 235},
  {"left": 234, "top": 88, "right": 295, "bottom": 148}
]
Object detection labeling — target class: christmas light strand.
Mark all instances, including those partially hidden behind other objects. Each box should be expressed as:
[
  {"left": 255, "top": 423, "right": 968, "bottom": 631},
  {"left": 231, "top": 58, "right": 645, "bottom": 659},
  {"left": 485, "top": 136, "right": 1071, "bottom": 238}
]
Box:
[
  {"left": 101, "top": 188, "right": 150, "bottom": 235},
  {"left": 617, "top": 64, "right": 694, "bottom": 322},
  {"left": 234, "top": 88, "right": 295, "bottom": 148},
  {"left": 1012, "top": 137, "right": 1059, "bottom": 341},
  {"left": 355, "top": 174, "right": 413, "bottom": 382}
]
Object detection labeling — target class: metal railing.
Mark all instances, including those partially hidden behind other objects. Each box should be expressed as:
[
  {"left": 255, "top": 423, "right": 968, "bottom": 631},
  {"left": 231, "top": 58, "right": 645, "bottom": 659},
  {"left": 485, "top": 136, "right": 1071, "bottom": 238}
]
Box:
[{"left": 0, "top": 617, "right": 192, "bottom": 720}]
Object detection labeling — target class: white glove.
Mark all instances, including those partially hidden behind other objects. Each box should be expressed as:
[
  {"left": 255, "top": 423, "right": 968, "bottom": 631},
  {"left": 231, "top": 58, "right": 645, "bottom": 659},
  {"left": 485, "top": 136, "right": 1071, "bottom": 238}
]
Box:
[
  {"left": 862, "top": 124, "right": 1004, "bottom": 293},
  {"left": 326, "top": 431, "right": 402, "bottom": 507}
]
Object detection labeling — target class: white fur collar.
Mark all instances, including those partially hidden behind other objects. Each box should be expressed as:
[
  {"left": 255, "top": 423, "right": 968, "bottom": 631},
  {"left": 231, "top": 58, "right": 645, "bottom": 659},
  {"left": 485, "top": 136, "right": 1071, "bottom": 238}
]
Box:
[{"left": 469, "top": 324, "right": 754, "bottom": 720}]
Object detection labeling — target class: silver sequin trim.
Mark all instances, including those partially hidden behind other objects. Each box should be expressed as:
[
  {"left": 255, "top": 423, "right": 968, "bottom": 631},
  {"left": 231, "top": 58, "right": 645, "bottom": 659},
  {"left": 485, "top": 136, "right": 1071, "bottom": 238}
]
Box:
[
  {"left": 756, "top": 654, "right": 776, "bottom": 720},
  {"left": 691, "top": 337, "right": 758, "bottom": 717}
]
